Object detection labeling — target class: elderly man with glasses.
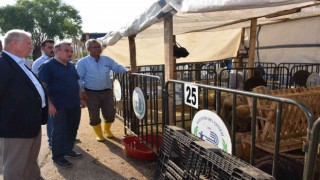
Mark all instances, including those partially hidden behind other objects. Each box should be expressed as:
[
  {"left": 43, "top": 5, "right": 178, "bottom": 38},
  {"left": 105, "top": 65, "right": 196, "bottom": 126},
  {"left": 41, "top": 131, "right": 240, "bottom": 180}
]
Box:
[{"left": 76, "top": 39, "right": 129, "bottom": 142}]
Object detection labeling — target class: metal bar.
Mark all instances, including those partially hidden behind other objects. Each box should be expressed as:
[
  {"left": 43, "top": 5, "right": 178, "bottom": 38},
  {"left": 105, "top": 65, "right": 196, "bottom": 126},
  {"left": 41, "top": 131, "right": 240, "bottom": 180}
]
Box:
[
  {"left": 250, "top": 97, "right": 257, "bottom": 165},
  {"left": 303, "top": 118, "right": 320, "bottom": 180},
  {"left": 231, "top": 93, "right": 237, "bottom": 155},
  {"left": 272, "top": 102, "right": 283, "bottom": 178}
]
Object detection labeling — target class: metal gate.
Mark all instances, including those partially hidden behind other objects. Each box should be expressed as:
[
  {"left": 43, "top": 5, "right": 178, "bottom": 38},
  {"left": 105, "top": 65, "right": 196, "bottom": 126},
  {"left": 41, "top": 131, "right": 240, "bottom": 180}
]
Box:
[
  {"left": 114, "top": 73, "right": 165, "bottom": 154},
  {"left": 164, "top": 79, "right": 314, "bottom": 179},
  {"left": 115, "top": 72, "right": 318, "bottom": 179},
  {"left": 303, "top": 117, "right": 320, "bottom": 180}
]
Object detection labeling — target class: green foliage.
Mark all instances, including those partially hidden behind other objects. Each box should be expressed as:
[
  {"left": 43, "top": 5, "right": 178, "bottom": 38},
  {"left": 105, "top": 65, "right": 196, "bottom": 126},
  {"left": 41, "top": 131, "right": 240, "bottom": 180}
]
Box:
[
  {"left": 81, "top": 50, "right": 88, "bottom": 57},
  {"left": 194, "top": 126, "right": 199, "bottom": 136},
  {"left": 222, "top": 138, "right": 228, "bottom": 152},
  {"left": 0, "top": 5, "right": 34, "bottom": 32},
  {"left": 0, "top": 0, "right": 83, "bottom": 59}
]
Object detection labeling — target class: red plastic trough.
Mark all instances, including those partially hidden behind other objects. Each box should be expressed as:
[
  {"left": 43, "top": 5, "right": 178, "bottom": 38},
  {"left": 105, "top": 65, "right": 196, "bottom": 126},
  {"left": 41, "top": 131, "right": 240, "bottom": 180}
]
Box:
[{"left": 123, "top": 134, "right": 162, "bottom": 160}]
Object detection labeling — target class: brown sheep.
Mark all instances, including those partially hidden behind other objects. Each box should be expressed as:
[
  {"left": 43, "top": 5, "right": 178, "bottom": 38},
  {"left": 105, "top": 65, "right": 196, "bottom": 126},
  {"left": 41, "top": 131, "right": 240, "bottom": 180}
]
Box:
[{"left": 220, "top": 94, "right": 251, "bottom": 133}]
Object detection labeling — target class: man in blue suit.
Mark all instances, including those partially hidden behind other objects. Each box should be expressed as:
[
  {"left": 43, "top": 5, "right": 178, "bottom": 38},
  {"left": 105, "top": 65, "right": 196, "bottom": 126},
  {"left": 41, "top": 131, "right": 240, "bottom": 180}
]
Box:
[{"left": 0, "top": 29, "right": 48, "bottom": 180}]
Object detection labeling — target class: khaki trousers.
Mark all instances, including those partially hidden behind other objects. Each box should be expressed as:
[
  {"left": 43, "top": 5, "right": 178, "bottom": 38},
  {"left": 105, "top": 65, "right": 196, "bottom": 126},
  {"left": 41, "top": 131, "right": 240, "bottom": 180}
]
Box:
[{"left": 2, "top": 130, "right": 42, "bottom": 180}]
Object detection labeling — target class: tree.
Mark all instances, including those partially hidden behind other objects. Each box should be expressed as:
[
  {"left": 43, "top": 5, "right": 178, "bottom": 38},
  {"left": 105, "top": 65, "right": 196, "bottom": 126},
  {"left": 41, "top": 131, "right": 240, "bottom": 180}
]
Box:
[{"left": 0, "top": 0, "right": 82, "bottom": 60}]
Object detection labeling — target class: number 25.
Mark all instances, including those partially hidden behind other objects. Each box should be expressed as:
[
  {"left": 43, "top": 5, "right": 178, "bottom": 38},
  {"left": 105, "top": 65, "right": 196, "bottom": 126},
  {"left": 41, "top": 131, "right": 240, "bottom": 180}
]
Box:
[{"left": 186, "top": 86, "right": 196, "bottom": 105}]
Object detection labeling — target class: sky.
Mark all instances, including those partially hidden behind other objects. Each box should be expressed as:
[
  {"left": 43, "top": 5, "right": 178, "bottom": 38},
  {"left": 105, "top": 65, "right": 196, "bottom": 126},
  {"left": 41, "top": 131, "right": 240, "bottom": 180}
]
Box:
[{"left": 0, "top": 0, "right": 157, "bottom": 33}]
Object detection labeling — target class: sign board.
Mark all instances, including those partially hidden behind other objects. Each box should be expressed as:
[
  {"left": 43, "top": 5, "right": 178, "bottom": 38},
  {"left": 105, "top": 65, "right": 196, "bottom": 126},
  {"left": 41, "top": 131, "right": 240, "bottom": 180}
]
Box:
[
  {"left": 191, "top": 110, "right": 232, "bottom": 154},
  {"left": 132, "top": 87, "right": 146, "bottom": 120},
  {"left": 184, "top": 83, "right": 199, "bottom": 109},
  {"left": 113, "top": 79, "right": 122, "bottom": 101},
  {"left": 306, "top": 72, "right": 320, "bottom": 87}
]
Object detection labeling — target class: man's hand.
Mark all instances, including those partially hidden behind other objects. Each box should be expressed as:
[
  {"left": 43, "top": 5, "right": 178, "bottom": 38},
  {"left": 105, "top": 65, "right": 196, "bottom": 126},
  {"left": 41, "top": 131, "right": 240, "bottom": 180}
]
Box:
[
  {"left": 80, "top": 99, "right": 87, "bottom": 108},
  {"left": 48, "top": 102, "right": 57, "bottom": 116},
  {"left": 81, "top": 91, "right": 88, "bottom": 102}
]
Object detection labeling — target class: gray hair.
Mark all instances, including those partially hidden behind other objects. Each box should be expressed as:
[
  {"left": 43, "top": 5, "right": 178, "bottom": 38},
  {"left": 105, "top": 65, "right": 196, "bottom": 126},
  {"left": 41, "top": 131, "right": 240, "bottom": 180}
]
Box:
[
  {"left": 4, "top": 29, "right": 31, "bottom": 48},
  {"left": 85, "top": 39, "right": 102, "bottom": 49},
  {"left": 54, "top": 41, "right": 72, "bottom": 51}
]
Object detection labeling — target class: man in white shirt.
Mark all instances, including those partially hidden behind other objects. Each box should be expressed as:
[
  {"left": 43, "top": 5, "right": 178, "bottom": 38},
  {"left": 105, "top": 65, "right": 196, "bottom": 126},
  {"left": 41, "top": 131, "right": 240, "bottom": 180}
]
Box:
[
  {"left": 32, "top": 39, "right": 55, "bottom": 76},
  {"left": 32, "top": 39, "right": 55, "bottom": 149},
  {"left": 0, "top": 29, "right": 48, "bottom": 180},
  {"left": 24, "top": 58, "right": 33, "bottom": 69}
]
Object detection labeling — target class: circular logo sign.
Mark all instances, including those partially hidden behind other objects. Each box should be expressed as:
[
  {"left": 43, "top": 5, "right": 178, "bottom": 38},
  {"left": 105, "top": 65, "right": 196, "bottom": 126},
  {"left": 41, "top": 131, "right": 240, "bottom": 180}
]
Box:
[
  {"left": 191, "top": 110, "right": 232, "bottom": 154},
  {"left": 132, "top": 87, "right": 146, "bottom": 120},
  {"left": 113, "top": 79, "right": 122, "bottom": 101},
  {"left": 306, "top": 73, "right": 320, "bottom": 87}
]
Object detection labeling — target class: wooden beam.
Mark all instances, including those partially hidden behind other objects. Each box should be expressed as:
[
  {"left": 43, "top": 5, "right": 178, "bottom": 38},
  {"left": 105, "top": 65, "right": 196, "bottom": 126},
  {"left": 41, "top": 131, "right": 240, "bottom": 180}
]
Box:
[
  {"left": 164, "top": 15, "right": 175, "bottom": 125},
  {"left": 128, "top": 35, "right": 138, "bottom": 132},
  {"left": 248, "top": 18, "right": 257, "bottom": 78},
  {"left": 186, "top": 2, "right": 320, "bottom": 34},
  {"left": 164, "top": 16, "right": 175, "bottom": 82},
  {"left": 235, "top": 28, "right": 246, "bottom": 68},
  {"left": 128, "top": 35, "right": 137, "bottom": 71},
  {"left": 265, "top": 8, "right": 301, "bottom": 18},
  {"left": 257, "top": 14, "right": 320, "bottom": 28}
]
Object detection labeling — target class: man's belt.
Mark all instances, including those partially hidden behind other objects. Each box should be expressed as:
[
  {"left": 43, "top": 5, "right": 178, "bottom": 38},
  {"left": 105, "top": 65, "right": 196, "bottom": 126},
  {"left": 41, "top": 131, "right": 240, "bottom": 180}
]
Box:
[{"left": 84, "top": 88, "right": 111, "bottom": 92}]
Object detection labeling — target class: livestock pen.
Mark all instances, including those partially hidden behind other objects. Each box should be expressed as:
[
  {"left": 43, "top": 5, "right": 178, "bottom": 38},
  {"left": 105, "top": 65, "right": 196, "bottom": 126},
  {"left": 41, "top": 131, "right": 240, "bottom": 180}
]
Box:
[{"left": 112, "top": 60, "right": 320, "bottom": 179}]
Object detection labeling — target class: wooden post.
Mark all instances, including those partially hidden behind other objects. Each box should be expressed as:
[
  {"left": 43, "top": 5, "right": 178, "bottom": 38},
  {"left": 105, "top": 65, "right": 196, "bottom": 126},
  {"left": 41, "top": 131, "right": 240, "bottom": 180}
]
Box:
[
  {"left": 236, "top": 28, "right": 246, "bottom": 68},
  {"left": 128, "top": 35, "right": 138, "bottom": 132},
  {"left": 85, "top": 34, "right": 90, "bottom": 42},
  {"left": 164, "top": 15, "right": 175, "bottom": 125},
  {"left": 248, "top": 18, "right": 257, "bottom": 78},
  {"left": 164, "top": 16, "right": 175, "bottom": 82},
  {"left": 128, "top": 35, "right": 137, "bottom": 72}
]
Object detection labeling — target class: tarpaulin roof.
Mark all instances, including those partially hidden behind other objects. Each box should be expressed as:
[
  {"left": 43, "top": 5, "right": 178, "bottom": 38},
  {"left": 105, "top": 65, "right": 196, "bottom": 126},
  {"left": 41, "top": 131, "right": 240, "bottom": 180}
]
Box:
[
  {"left": 98, "top": 0, "right": 320, "bottom": 66},
  {"left": 99, "top": 0, "right": 317, "bottom": 45}
]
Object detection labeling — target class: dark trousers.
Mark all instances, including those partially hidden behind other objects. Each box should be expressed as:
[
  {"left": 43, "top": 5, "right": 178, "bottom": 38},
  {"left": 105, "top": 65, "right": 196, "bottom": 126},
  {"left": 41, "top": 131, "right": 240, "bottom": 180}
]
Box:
[
  {"left": 86, "top": 90, "right": 115, "bottom": 126},
  {"left": 47, "top": 115, "right": 53, "bottom": 148},
  {"left": 51, "top": 107, "right": 81, "bottom": 161}
]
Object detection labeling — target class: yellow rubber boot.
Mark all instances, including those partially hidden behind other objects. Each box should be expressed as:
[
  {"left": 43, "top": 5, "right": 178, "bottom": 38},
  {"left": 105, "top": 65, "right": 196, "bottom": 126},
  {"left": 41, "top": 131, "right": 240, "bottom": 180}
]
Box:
[
  {"left": 104, "top": 123, "right": 114, "bottom": 138},
  {"left": 92, "top": 124, "right": 105, "bottom": 142}
]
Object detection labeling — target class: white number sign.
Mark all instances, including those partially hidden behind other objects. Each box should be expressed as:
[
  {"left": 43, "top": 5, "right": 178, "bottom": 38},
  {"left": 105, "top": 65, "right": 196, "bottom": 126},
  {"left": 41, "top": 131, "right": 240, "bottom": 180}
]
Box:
[{"left": 184, "top": 83, "right": 198, "bottom": 109}]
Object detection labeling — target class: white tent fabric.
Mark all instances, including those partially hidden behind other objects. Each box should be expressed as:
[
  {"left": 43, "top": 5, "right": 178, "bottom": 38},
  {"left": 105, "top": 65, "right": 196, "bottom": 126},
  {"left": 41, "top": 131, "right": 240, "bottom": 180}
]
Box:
[
  {"left": 176, "top": 29, "right": 242, "bottom": 64},
  {"left": 98, "top": 0, "right": 315, "bottom": 46},
  {"left": 103, "top": 28, "right": 242, "bottom": 66},
  {"left": 171, "top": 0, "right": 312, "bottom": 13},
  {"left": 247, "top": 15, "right": 320, "bottom": 64},
  {"left": 135, "top": 2, "right": 320, "bottom": 39},
  {"left": 98, "top": 0, "right": 320, "bottom": 66}
]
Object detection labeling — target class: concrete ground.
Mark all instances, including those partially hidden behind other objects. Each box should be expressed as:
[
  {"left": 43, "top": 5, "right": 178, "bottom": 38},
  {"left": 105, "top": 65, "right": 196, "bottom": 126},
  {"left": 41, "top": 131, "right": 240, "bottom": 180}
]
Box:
[{"left": 0, "top": 110, "right": 157, "bottom": 180}]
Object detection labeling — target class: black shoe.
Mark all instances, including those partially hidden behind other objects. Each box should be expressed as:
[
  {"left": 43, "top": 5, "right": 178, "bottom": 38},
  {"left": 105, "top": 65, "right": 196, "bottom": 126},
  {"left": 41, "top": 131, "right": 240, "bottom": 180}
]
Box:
[
  {"left": 53, "top": 158, "right": 73, "bottom": 168},
  {"left": 65, "top": 151, "right": 83, "bottom": 158}
]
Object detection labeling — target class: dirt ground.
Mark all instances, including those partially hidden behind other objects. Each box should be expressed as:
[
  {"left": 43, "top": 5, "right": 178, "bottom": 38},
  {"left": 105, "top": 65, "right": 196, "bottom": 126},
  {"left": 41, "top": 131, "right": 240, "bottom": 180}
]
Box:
[{"left": 1, "top": 110, "right": 158, "bottom": 180}]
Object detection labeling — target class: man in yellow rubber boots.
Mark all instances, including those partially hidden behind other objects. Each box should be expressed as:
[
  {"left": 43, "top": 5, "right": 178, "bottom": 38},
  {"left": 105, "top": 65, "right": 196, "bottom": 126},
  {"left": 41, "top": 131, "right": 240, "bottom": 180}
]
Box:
[{"left": 76, "top": 39, "right": 129, "bottom": 141}]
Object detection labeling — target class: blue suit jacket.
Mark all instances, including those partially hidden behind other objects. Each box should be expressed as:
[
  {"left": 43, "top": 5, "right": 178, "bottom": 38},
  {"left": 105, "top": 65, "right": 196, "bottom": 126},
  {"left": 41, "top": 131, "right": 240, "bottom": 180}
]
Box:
[{"left": 0, "top": 52, "right": 48, "bottom": 138}]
